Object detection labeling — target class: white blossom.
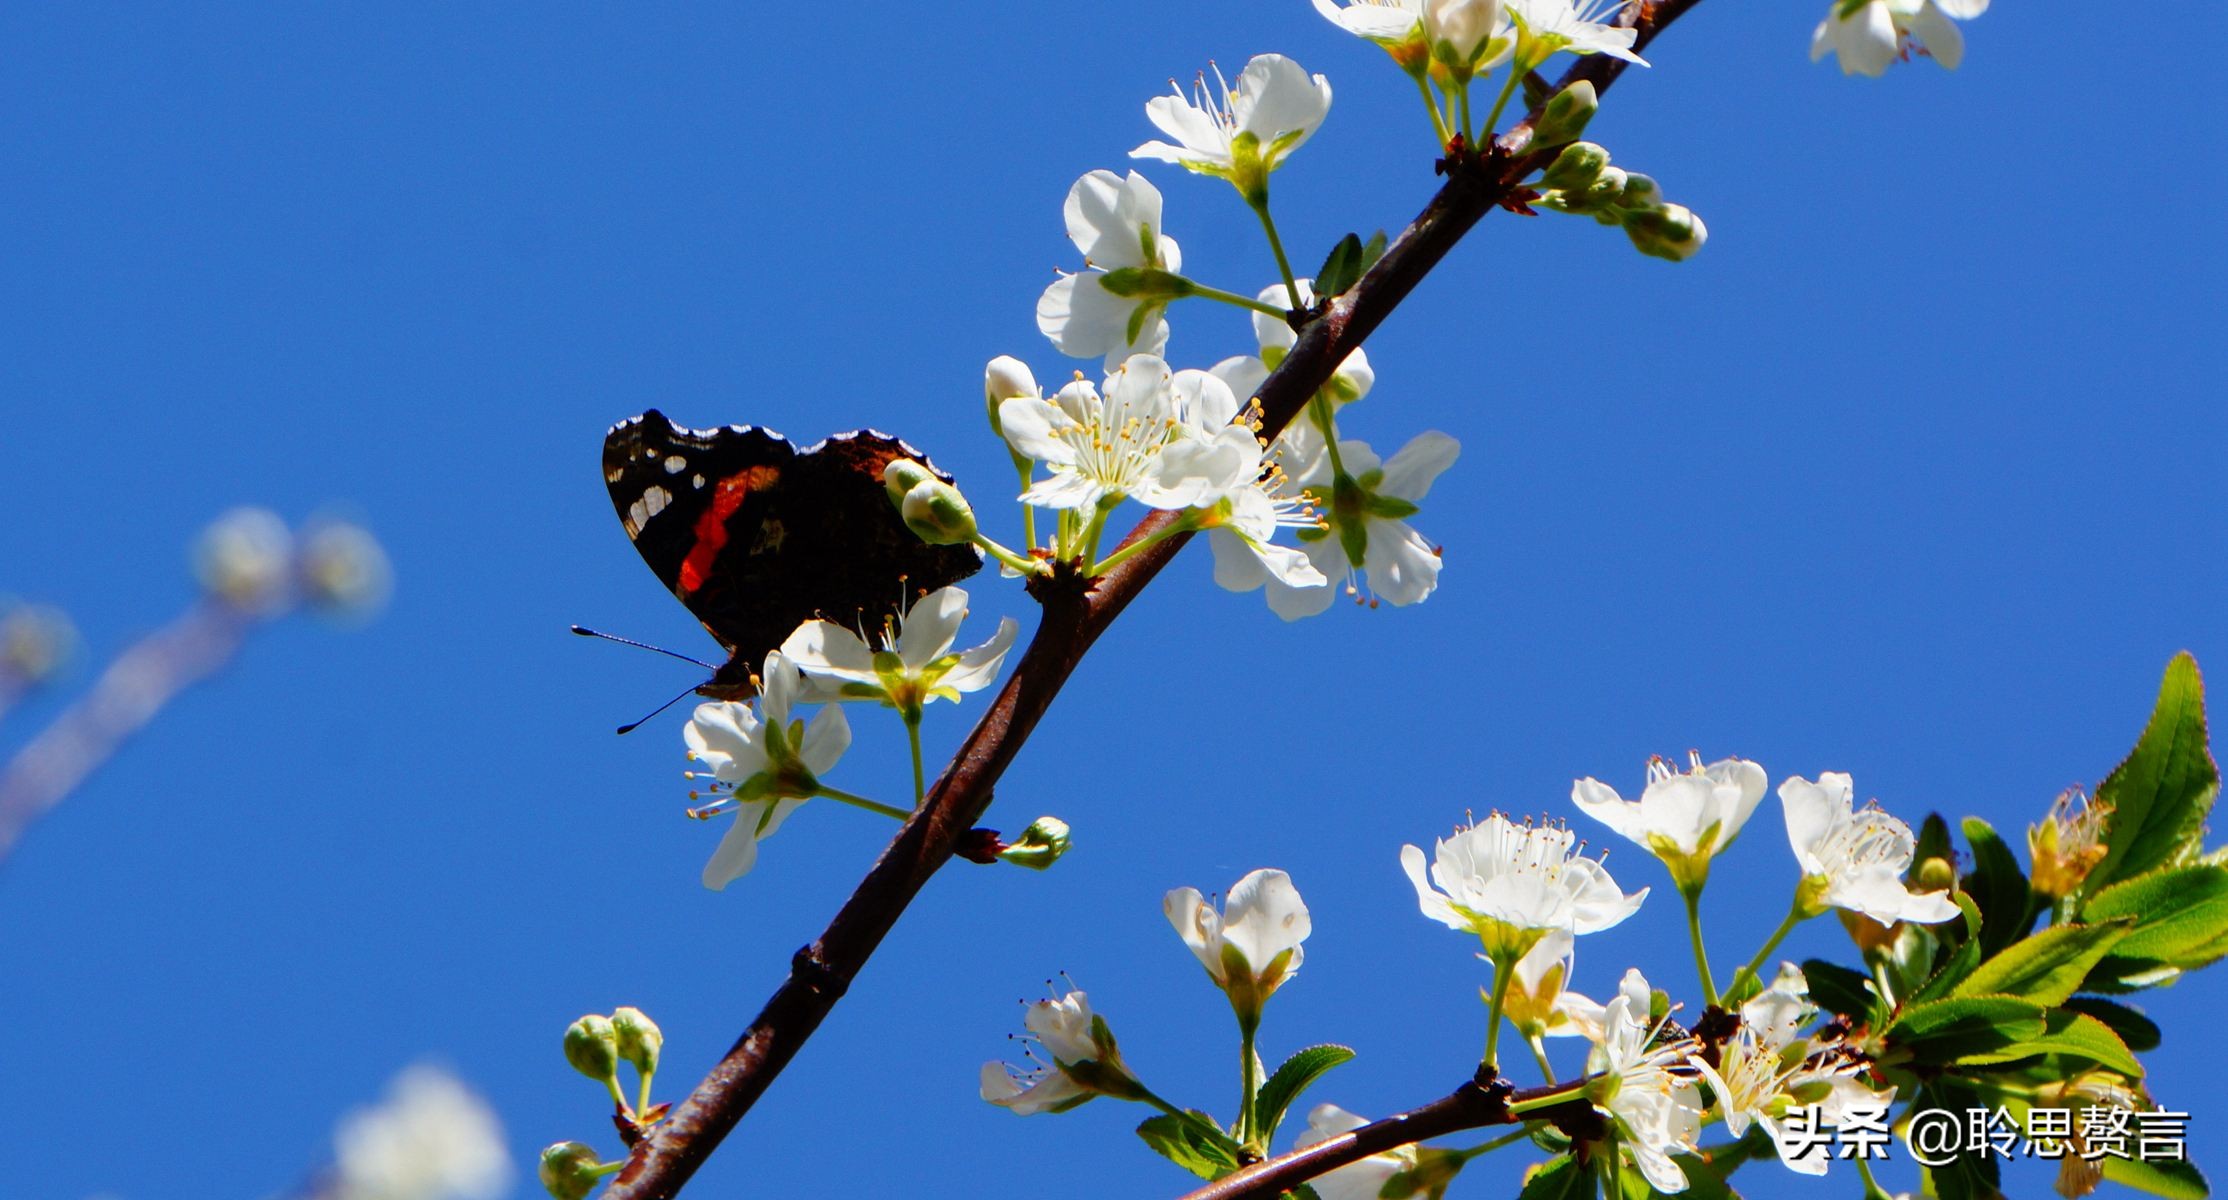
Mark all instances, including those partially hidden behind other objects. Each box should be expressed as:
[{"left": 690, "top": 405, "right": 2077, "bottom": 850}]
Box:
[
  {"left": 330, "top": 1065, "right": 511, "bottom": 1200},
  {"left": 999, "top": 354, "right": 1252, "bottom": 514},
  {"left": 684, "top": 652, "right": 850, "bottom": 890},
  {"left": 1572, "top": 752, "right": 1768, "bottom": 892},
  {"left": 1812, "top": 0, "right": 1987, "bottom": 77},
  {"left": 980, "top": 987, "right": 1135, "bottom": 1116},
  {"left": 1037, "top": 170, "right": 1183, "bottom": 371},
  {"left": 780, "top": 586, "right": 1017, "bottom": 716},
  {"left": 1586, "top": 969, "right": 1703, "bottom": 1193},
  {"left": 1133, "top": 56, "right": 1332, "bottom": 196},
  {"left": 1778, "top": 773, "right": 1958, "bottom": 925},
  {"left": 1292, "top": 1104, "right": 1417, "bottom": 1200},
  {"left": 1165, "top": 868, "right": 1311, "bottom": 1018},
  {"left": 1506, "top": 0, "right": 1646, "bottom": 67},
  {"left": 1278, "top": 432, "right": 1460, "bottom": 619},
  {"left": 1401, "top": 813, "right": 1647, "bottom": 960}
]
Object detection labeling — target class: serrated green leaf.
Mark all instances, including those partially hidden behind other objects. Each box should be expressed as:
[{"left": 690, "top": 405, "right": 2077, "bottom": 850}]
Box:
[
  {"left": 1520, "top": 1154, "right": 1597, "bottom": 1200},
  {"left": 1314, "top": 234, "right": 1364, "bottom": 298},
  {"left": 1912, "top": 894, "right": 1987, "bottom": 1004},
  {"left": 2103, "top": 1157, "right": 2210, "bottom": 1200},
  {"left": 2062, "top": 995, "right": 2163, "bottom": 1051},
  {"left": 1961, "top": 817, "right": 2034, "bottom": 956},
  {"left": 1135, "top": 1113, "right": 1243, "bottom": 1182},
  {"left": 1360, "top": 230, "right": 1388, "bottom": 271},
  {"left": 1800, "top": 959, "right": 1875, "bottom": 1022},
  {"left": 2090, "top": 653, "right": 2220, "bottom": 894},
  {"left": 1952, "top": 922, "right": 2130, "bottom": 1006},
  {"left": 1950, "top": 1009, "right": 2142, "bottom": 1075},
  {"left": 1886, "top": 995, "right": 2046, "bottom": 1064},
  {"left": 2082, "top": 864, "right": 2228, "bottom": 967},
  {"left": 1252, "top": 1043, "right": 1355, "bottom": 1144}
]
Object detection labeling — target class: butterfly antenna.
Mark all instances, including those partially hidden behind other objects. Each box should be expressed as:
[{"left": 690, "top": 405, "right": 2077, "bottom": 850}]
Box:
[
  {"left": 616, "top": 682, "right": 702, "bottom": 736},
  {"left": 570, "top": 625, "right": 718, "bottom": 670}
]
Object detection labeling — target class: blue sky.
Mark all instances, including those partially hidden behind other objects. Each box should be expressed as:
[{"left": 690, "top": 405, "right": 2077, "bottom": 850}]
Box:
[{"left": 2, "top": 3, "right": 2222, "bottom": 1198}]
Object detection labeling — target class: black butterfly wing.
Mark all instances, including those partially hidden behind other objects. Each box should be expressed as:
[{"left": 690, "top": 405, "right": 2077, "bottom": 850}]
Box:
[{"left": 603, "top": 410, "right": 983, "bottom": 696}]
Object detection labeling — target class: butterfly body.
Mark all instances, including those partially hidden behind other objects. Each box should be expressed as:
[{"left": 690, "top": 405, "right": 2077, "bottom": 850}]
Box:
[{"left": 602, "top": 410, "right": 983, "bottom": 699}]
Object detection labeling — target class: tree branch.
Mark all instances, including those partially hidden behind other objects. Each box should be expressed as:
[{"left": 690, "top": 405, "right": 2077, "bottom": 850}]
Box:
[{"left": 604, "top": 6, "right": 1704, "bottom": 1195}]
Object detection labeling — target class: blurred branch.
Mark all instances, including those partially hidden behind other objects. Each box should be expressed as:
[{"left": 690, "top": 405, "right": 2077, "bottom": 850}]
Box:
[
  {"left": 605, "top": 5, "right": 1703, "bottom": 1196},
  {"left": 0, "top": 601, "right": 250, "bottom": 867}
]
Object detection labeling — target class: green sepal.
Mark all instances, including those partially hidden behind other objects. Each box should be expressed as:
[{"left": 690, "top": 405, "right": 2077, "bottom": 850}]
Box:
[
  {"left": 2088, "top": 653, "right": 2218, "bottom": 896},
  {"left": 1911, "top": 893, "right": 1986, "bottom": 1004},
  {"left": 1950, "top": 921, "right": 2131, "bottom": 1007},
  {"left": 1251, "top": 1044, "right": 1356, "bottom": 1146},
  {"left": 1135, "top": 1112, "right": 1246, "bottom": 1182}
]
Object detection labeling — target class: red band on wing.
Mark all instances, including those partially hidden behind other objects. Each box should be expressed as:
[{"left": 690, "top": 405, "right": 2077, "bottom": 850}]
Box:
[{"left": 678, "top": 466, "right": 779, "bottom": 595}]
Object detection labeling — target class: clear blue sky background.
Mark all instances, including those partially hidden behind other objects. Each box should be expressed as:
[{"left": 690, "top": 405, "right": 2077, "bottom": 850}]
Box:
[{"left": 2, "top": 3, "right": 2222, "bottom": 1198}]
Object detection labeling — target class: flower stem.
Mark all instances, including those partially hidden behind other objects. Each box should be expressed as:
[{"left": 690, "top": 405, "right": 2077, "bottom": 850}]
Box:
[
  {"left": 1730, "top": 898, "right": 1809, "bottom": 1000},
  {"left": 1457, "top": 82, "right": 1475, "bottom": 146},
  {"left": 971, "top": 531, "right": 1040, "bottom": 576},
  {"left": 1007, "top": 453, "right": 1038, "bottom": 553},
  {"left": 1077, "top": 494, "right": 1121, "bottom": 567},
  {"left": 1458, "top": 1126, "right": 1538, "bottom": 1161},
  {"left": 1683, "top": 887, "right": 1719, "bottom": 1008},
  {"left": 904, "top": 713, "right": 925, "bottom": 808},
  {"left": 1189, "top": 281, "right": 1291, "bottom": 319},
  {"left": 1482, "top": 956, "right": 1515, "bottom": 1072},
  {"left": 1480, "top": 64, "right": 1525, "bottom": 143},
  {"left": 1247, "top": 196, "right": 1305, "bottom": 312},
  {"left": 812, "top": 786, "right": 909, "bottom": 822},
  {"left": 636, "top": 1069, "right": 655, "bottom": 1121},
  {"left": 605, "top": 1075, "right": 632, "bottom": 1118},
  {"left": 1414, "top": 72, "right": 1452, "bottom": 150},
  {"left": 1527, "top": 1036, "right": 1557, "bottom": 1086},
  {"left": 1089, "top": 513, "right": 1196, "bottom": 578},
  {"left": 1237, "top": 1017, "right": 1262, "bottom": 1146}
]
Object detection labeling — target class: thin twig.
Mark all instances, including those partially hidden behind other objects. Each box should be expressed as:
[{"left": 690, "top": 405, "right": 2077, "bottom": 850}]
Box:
[{"left": 604, "top": 5, "right": 1703, "bottom": 1195}]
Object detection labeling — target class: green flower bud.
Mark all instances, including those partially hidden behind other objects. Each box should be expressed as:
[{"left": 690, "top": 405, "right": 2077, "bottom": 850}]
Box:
[
  {"left": 1579, "top": 166, "right": 1629, "bottom": 211},
  {"left": 1530, "top": 80, "right": 1598, "bottom": 149},
  {"left": 610, "top": 1006, "right": 663, "bottom": 1078},
  {"left": 1623, "top": 203, "right": 1708, "bottom": 262},
  {"left": 563, "top": 1015, "right": 620, "bottom": 1084},
  {"left": 1617, "top": 172, "right": 1663, "bottom": 211},
  {"left": 539, "top": 1141, "right": 606, "bottom": 1200},
  {"left": 1915, "top": 855, "right": 1956, "bottom": 894},
  {"left": 1539, "top": 141, "right": 1610, "bottom": 192},
  {"left": 997, "top": 817, "right": 1072, "bottom": 870},
  {"left": 882, "top": 459, "right": 937, "bottom": 511},
  {"left": 897, "top": 478, "right": 978, "bottom": 546}
]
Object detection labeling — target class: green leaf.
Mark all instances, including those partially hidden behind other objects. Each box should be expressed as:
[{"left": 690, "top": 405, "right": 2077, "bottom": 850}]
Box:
[
  {"left": 2063, "top": 995, "right": 2163, "bottom": 1051},
  {"left": 1920, "top": 1082, "right": 2004, "bottom": 1200},
  {"left": 1961, "top": 817, "right": 2034, "bottom": 956},
  {"left": 1799, "top": 959, "right": 1875, "bottom": 1022},
  {"left": 1911, "top": 894, "right": 1987, "bottom": 1004},
  {"left": 1360, "top": 230, "right": 1388, "bottom": 272},
  {"left": 1251, "top": 1043, "right": 1355, "bottom": 1144},
  {"left": 1950, "top": 1009, "right": 2142, "bottom": 1075},
  {"left": 1314, "top": 234, "right": 1364, "bottom": 298},
  {"left": 1885, "top": 995, "right": 2045, "bottom": 1064},
  {"left": 2090, "top": 653, "right": 2220, "bottom": 894},
  {"left": 2103, "top": 1157, "right": 2210, "bottom": 1200},
  {"left": 1951, "top": 922, "right": 2131, "bottom": 1006},
  {"left": 1135, "top": 1113, "right": 1244, "bottom": 1182},
  {"left": 1913, "top": 813, "right": 1954, "bottom": 878},
  {"left": 2082, "top": 864, "right": 2228, "bottom": 967},
  {"left": 1519, "top": 1154, "right": 1597, "bottom": 1200}
]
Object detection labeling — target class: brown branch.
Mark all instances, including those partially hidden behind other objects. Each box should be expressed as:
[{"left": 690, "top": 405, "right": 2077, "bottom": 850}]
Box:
[
  {"left": 604, "top": 6, "right": 1704, "bottom": 1196},
  {"left": 1173, "top": 1075, "right": 1600, "bottom": 1200}
]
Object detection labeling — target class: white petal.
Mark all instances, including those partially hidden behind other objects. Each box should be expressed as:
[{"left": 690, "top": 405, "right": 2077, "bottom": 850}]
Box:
[
  {"left": 1063, "top": 169, "right": 1155, "bottom": 268},
  {"left": 999, "top": 395, "right": 1078, "bottom": 466},
  {"left": 1210, "top": 527, "right": 1272, "bottom": 594},
  {"left": 1265, "top": 560, "right": 1339, "bottom": 620},
  {"left": 1777, "top": 773, "right": 1844, "bottom": 864},
  {"left": 1173, "top": 367, "right": 1241, "bottom": 430},
  {"left": 1904, "top": 0, "right": 1964, "bottom": 68},
  {"left": 1377, "top": 431, "right": 1461, "bottom": 501},
  {"left": 942, "top": 617, "right": 1019, "bottom": 694},
  {"left": 1223, "top": 868, "right": 1311, "bottom": 977},
  {"left": 1363, "top": 520, "right": 1442, "bottom": 607},
  {"left": 799, "top": 703, "right": 851, "bottom": 776},
  {"left": 780, "top": 619, "right": 880, "bottom": 691},
  {"left": 896, "top": 586, "right": 968, "bottom": 666},
  {"left": 985, "top": 355, "right": 1038, "bottom": 404},
  {"left": 1571, "top": 777, "right": 1641, "bottom": 842},
  {"left": 1233, "top": 55, "right": 1333, "bottom": 160},
  {"left": 1036, "top": 273, "right": 1143, "bottom": 361},
  {"left": 1401, "top": 843, "right": 1471, "bottom": 931},
  {"left": 1209, "top": 354, "right": 1269, "bottom": 407}
]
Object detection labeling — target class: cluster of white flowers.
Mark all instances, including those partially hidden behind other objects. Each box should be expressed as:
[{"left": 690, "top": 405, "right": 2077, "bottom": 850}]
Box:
[{"left": 1812, "top": 0, "right": 1989, "bottom": 77}]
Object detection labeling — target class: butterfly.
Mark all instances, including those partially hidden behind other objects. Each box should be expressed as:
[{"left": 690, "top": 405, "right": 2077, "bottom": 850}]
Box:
[{"left": 600, "top": 410, "right": 983, "bottom": 702}]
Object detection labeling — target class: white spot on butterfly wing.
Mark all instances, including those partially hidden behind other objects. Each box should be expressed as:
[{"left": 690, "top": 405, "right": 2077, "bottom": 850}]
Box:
[
  {"left": 692, "top": 474, "right": 706, "bottom": 489},
  {"left": 664, "top": 455, "right": 687, "bottom": 474},
  {"left": 625, "top": 486, "right": 673, "bottom": 537}
]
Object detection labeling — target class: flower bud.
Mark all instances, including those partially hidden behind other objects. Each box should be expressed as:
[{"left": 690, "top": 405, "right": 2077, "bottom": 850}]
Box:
[
  {"left": 1539, "top": 141, "right": 1610, "bottom": 191},
  {"left": 194, "top": 507, "right": 294, "bottom": 611},
  {"left": 997, "top": 817, "right": 1073, "bottom": 870},
  {"left": 563, "top": 1015, "right": 620, "bottom": 1084},
  {"left": 297, "top": 520, "right": 393, "bottom": 615},
  {"left": 1914, "top": 855, "right": 1956, "bottom": 894},
  {"left": 0, "top": 603, "right": 76, "bottom": 685},
  {"left": 1617, "top": 172, "right": 1663, "bottom": 211},
  {"left": 610, "top": 1006, "right": 663, "bottom": 1077},
  {"left": 1530, "top": 80, "right": 1598, "bottom": 148},
  {"left": 1579, "top": 166, "right": 1629, "bottom": 211},
  {"left": 538, "top": 1141, "right": 605, "bottom": 1200},
  {"left": 1623, "top": 203, "right": 1707, "bottom": 262},
  {"left": 897, "top": 478, "right": 978, "bottom": 546},
  {"left": 984, "top": 356, "right": 1038, "bottom": 438},
  {"left": 882, "top": 459, "right": 937, "bottom": 510}
]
